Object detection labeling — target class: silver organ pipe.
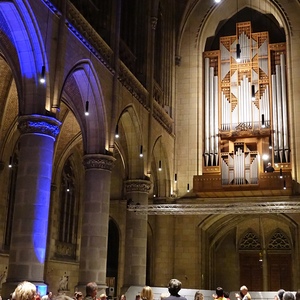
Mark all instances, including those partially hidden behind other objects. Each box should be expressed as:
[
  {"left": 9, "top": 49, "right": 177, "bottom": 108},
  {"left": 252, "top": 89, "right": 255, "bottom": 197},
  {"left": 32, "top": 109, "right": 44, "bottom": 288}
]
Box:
[
  {"left": 209, "top": 66, "right": 215, "bottom": 158},
  {"left": 222, "top": 158, "right": 229, "bottom": 184},
  {"left": 276, "top": 64, "right": 283, "bottom": 162},
  {"left": 214, "top": 75, "right": 219, "bottom": 165},
  {"left": 245, "top": 153, "right": 250, "bottom": 184},
  {"left": 272, "top": 74, "right": 278, "bottom": 153},
  {"left": 205, "top": 58, "right": 210, "bottom": 156},
  {"left": 280, "top": 54, "right": 289, "bottom": 161}
]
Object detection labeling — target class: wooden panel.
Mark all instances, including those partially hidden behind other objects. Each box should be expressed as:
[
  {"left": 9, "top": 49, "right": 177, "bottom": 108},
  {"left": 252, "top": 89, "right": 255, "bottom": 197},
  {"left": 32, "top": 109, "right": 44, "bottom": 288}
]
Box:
[
  {"left": 240, "top": 253, "right": 263, "bottom": 291},
  {"left": 267, "top": 253, "right": 292, "bottom": 291}
]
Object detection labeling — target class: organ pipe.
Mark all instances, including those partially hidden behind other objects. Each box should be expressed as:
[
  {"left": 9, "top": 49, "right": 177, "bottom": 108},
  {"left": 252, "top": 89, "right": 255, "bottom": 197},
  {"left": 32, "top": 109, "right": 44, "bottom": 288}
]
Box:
[
  {"left": 280, "top": 54, "right": 289, "bottom": 152},
  {"left": 205, "top": 58, "right": 210, "bottom": 154},
  {"left": 209, "top": 67, "right": 214, "bottom": 156}
]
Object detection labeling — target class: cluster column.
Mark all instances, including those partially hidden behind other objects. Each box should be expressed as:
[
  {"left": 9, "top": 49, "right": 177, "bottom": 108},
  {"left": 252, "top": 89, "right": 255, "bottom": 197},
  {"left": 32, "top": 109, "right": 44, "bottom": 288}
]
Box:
[
  {"left": 2, "top": 115, "right": 61, "bottom": 296},
  {"left": 77, "top": 154, "right": 115, "bottom": 292},
  {"left": 123, "top": 179, "right": 151, "bottom": 287}
]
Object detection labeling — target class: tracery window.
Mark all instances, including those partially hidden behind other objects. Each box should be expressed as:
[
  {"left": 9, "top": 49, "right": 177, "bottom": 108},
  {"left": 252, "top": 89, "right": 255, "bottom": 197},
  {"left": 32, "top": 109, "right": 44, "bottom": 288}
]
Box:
[
  {"left": 239, "top": 231, "right": 261, "bottom": 250},
  {"left": 56, "top": 158, "right": 78, "bottom": 259},
  {"left": 268, "top": 230, "right": 291, "bottom": 250}
]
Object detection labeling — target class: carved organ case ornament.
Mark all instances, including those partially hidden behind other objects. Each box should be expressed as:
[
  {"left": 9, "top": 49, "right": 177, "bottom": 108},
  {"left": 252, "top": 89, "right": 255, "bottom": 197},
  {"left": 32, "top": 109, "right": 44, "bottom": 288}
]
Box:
[{"left": 203, "top": 21, "right": 289, "bottom": 185}]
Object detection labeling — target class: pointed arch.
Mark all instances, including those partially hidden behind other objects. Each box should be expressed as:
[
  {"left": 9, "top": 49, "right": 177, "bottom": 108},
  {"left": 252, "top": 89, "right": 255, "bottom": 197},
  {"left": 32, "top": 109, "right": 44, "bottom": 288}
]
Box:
[
  {"left": 61, "top": 60, "right": 107, "bottom": 154},
  {"left": 0, "top": 0, "right": 47, "bottom": 114}
]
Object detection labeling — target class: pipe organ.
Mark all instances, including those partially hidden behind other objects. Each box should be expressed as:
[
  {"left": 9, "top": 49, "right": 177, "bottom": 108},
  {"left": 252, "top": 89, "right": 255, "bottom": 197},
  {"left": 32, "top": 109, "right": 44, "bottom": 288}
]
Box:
[{"left": 203, "top": 21, "right": 290, "bottom": 185}]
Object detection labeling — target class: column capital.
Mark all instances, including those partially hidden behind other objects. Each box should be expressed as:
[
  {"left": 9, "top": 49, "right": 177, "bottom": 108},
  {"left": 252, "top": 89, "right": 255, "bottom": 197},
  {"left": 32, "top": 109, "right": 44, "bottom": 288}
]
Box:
[
  {"left": 125, "top": 179, "right": 151, "bottom": 194},
  {"left": 18, "top": 114, "right": 61, "bottom": 139},
  {"left": 83, "top": 154, "right": 116, "bottom": 171}
]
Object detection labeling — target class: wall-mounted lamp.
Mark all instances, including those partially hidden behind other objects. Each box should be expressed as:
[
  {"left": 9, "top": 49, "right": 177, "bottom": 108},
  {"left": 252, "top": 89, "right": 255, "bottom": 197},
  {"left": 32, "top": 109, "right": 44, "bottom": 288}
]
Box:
[
  {"left": 115, "top": 125, "right": 119, "bottom": 139},
  {"left": 85, "top": 101, "right": 89, "bottom": 116},
  {"left": 8, "top": 156, "right": 12, "bottom": 168},
  {"left": 158, "top": 160, "right": 162, "bottom": 171},
  {"left": 280, "top": 168, "right": 283, "bottom": 179},
  {"left": 187, "top": 183, "right": 190, "bottom": 192},
  {"left": 139, "top": 145, "right": 143, "bottom": 157},
  {"left": 261, "top": 114, "right": 265, "bottom": 128},
  {"left": 174, "top": 173, "right": 177, "bottom": 183},
  {"left": 251, "top": 84, "right": 255, "bottom": 101},
  {"left": 40, "top": 65, "right": 46, "bottom": 84},
  {"left": 283, "top": 180, "right": 286, "bottom": 190},
  {"left": 66, "top": 184, "right": 70, "bottom": 192},
  {"left": 236, "top": 43, "right": 241, "bottom": 63},
  {"left": 259, "top": 252, "right": 263, "bottom": 262}
]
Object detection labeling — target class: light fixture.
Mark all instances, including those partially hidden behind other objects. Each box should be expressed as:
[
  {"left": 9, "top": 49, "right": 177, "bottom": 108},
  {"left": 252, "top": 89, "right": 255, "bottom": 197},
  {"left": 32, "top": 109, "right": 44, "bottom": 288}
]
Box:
[
  {"left": 66, "top": 184, "right": 70, "bottom": 192},
  {"left": 115, "top": 125, "right": 119, "bottom": 138},
  {"left": 283, "top": 180, "right": 286, "bottom": 190},
  {"left": 158, "top": 160, "right": 162, "bottom": 171},
  {"left": 174, "top": 173, "right": 177, "bottom": 183},
  {"left": 139, "top": 145, "right": 143, "bottom": 157},
  {"left": 236, "top": 43, "right": 241, "bottom": 63},
  {"left": 269, "top": 135, "right": 272, "bottom": 149},
  {"left": 8, "top": 156, "right": 12, "bottom": 168},
  {"left": 187, "top": 183, "right": 190, "bottom": 192},
  {"left": 262, "top": 154, "right": 269, "bottom": 161},
  {"left": 215, "top": 0, "right": 221, "bottom": 2},
  {"left": 40, "top": 65, "right": 46, "bottom": 84},
  {"left": 251, "top": 84, "right": 255, "bottom": 101},
  {"left": 280, "top": 168, "right": 283, "bottom": 179},
  {"left": 85, "top": 101, "right": 89, "bottom": 116},
  {"left": 259, "top": 252, "right": 263, "bottom": 262},
  {"left": 261, "top": 114, "right": 265, "bottom": 128}
]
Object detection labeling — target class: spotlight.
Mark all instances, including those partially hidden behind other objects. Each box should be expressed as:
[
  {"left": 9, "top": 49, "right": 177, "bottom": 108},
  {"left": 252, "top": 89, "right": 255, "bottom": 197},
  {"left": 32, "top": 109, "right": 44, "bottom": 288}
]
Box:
[
  {"left": 158, "top": 160, "right": 162, "bottom": 171},
  {"left": 115, "top": 125, "right": 119, "bottom": 138},
  {"left": 85, "top": 101, "right": 89, "bottom": 116},
  {"left": 139, "top": 145, "right": 143, "bottom": 157},
  {"left": 261, "top": 114, "right": 265, "bottom": 128},
  {"left": 40, "top": 65, "right": 46, "bottom": 83},
  {"left": 236, "top": 43, "right": 241, "bottom": 63},
  {"left": 8, "top": 156, "right": 12, "bottom": 168},
  {"left": 251, "top": 84, "right": 255, "bottom": 101}
]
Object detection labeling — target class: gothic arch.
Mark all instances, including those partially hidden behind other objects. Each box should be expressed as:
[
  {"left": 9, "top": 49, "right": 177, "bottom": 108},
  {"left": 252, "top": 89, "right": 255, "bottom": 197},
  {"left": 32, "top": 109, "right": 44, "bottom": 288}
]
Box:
[
  {"left": 0, "top": 0, "right": 47, "bottom": 114},
  {"left": 61, "top": 60, "right": 107, "bottom": 154},
  {"left": 198, "top": 214, "right": 297, "bottom": 290},
  {"left": 115, "top": 105, "right": 144, "bottom": 179}
]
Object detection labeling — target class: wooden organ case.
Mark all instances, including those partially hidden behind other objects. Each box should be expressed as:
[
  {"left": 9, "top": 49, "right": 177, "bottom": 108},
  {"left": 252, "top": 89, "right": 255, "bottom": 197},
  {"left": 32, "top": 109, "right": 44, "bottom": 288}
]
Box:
[{"left": 194, "top": 22, "right": 291, "bottom": 196}]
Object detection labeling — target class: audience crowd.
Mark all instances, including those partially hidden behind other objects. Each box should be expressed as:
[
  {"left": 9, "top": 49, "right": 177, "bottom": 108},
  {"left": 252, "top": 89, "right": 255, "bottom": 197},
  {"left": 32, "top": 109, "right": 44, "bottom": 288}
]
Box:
[{"left": 0, "top": 278, "right": 299, "bottom": 300}]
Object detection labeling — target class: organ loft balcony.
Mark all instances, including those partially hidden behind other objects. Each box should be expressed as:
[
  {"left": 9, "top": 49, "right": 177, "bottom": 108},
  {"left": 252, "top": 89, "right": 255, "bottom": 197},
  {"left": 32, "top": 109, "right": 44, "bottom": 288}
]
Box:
[{"left": 195, "top": 123, "right": 292, "bottom": 198}]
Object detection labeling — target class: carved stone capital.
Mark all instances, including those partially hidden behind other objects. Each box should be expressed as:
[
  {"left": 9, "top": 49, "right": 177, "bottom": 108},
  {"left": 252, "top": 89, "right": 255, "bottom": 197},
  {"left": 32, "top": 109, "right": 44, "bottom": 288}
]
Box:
[
  {"left": 18, "top": 114, "right": 61, "bottom": 139},
  {"left": 151, "top": 17, "right": 158, "bottom": 30},
  {"left": 125, "top": 179, "right": 151, "bottom": 194},
  {"left": 83, "top": 154, "right": 116, "bottom": 171}
]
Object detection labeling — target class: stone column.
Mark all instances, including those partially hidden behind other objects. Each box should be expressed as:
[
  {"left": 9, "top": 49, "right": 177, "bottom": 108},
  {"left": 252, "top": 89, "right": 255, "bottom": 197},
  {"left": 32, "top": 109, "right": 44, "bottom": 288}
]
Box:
[
  {"left": 77, "top": 154, "right": 115, "bottom": 293},
  {"left": 152, "top": 215, "right": 174, "bottom": 286},
  {"left": 123, "top": 179, "right": 151, "bottom": 287},
  {"left": 2, "top": 115, "right": 61, "bottom": 297}
]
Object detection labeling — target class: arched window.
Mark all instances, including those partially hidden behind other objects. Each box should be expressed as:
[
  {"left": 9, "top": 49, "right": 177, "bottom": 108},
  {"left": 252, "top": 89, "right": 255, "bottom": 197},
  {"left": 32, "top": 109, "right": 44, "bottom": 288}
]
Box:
[{"left": 56, "top": 157, "right": 78, "bottom": 259}]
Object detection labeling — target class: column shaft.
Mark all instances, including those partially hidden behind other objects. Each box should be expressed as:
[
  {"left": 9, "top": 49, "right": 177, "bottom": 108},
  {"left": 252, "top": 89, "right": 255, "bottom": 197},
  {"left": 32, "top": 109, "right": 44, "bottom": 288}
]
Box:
[
  {"left": 3, "top": 115, "right": 60, "bottom": 297},
  {"left": 78, "top": 154, "right": 115, "bottom": 290},
  {"left": 123, "top": 180, "right": 151, "bottom": 287}
]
